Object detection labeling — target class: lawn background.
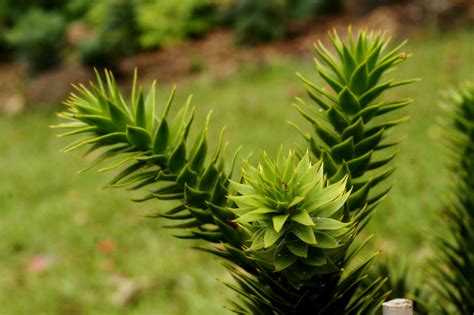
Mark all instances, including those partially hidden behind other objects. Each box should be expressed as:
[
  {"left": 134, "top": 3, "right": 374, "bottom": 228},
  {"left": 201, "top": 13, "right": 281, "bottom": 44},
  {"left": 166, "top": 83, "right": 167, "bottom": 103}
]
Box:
[{"left": 0, "top": 28, "right": 473, "bottom": 314}]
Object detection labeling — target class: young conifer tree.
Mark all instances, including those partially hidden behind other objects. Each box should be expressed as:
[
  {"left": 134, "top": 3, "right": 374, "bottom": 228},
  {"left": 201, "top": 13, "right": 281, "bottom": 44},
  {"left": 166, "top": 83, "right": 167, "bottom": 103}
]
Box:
[
  {"left": 429, "top": 82, "right": 474, "bottom": 313},
  {"left": 54, "top": 28, "right": 415, "bottom": 313}
]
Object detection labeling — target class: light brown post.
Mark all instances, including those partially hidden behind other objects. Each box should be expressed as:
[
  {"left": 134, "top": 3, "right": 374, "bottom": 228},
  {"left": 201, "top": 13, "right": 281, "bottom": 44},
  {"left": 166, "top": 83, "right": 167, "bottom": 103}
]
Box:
[{"left": 382, "top": 298, "right": 413, "bottom": 315}]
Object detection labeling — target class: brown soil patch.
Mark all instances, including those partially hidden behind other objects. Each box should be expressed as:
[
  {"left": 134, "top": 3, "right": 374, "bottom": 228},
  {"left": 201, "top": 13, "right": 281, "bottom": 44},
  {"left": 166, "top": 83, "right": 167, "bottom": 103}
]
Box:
[{"left": 0, "top": 2, "right": 471, "bottom": 113}]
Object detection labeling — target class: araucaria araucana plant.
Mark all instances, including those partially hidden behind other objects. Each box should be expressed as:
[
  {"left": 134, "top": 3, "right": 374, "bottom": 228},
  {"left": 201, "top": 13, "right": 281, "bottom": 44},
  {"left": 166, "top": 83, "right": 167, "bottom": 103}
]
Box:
[
  {"left": 429, "top": 81, "right": 474, "bottom": 313},
  {"left": 230, "top": 151, "right": 352, "bottom": 281},
  {"left": 295, "top": 28, "right": 417, "bottom": 225},
  {"left": 54, "top": 28, "right": 415, "bottom": 314}
]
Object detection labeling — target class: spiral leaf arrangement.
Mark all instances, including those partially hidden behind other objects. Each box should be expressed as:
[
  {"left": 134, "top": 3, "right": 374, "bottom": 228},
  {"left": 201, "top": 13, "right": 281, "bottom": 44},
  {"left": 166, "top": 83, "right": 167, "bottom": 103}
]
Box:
[
  {"left": 55, "top": 70, "right": 242, "bottom": 245},
  {"left": 295, "top": 28, "right": 417, "bottom": 225},
  {"left": 55, "top": 28, "right": 415, "bottom": 314},
  {"left": 230, "top": 151, "right": 352, "bottom": 281},
  {"left": 227, "top": 28, "right": 415, "bottom": 314},
  {"left": 430, "top": 81, "right": 474, "bottom": 313}
]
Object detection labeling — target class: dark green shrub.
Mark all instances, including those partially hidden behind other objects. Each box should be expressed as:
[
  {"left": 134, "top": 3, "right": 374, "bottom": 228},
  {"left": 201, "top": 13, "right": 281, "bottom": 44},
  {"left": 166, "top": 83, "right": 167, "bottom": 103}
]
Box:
[
  {"left": 0, "top": 22, "right": 11, "bottom": 60},
  {"left": 78, "top": 0, "right": 138, "bottom": 68},
  {"left": 185, "top": 1, "right": 217, "bottom": 38},
  {"left": 0, "top": 0, "right": 64, "bottom": 25},
  {"left": 78, "top": 35, "right": 119, "bottom": 69},
  {"left": 136, "top": 0, "right": 216, "bottom": 49},
  {"left": 5, "top": 8, "right": 66, "bottom": 73},
  {"left": 286, "top": 0, "right": 343, "bottom": 20},
  {"left": 63, "top": 0, "right": 94, "bottom": 19},
  {"left": 429, "top": 82, "right": 474, "bottom": 313},
  {"left": 224, "top": 0, "right": 344, "bottom": 45},
  {"left": 227, "top": 0, "right": 286, "bottom": 45}
]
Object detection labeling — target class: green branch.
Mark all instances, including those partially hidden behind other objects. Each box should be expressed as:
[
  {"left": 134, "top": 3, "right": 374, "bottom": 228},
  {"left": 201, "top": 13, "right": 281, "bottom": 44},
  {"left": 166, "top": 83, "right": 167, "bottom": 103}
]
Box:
[
  {"left": 54, "top": 69, "right": 242, "bottom": 245},
  {"left": 296, "top": 28, "right": 417, "bottom": 227},
  {"left": 430, "top": 81, "right": 474, "bottom": 313},
  {"left": 55, "top": 27, "right": 416, "bottom": 314}
]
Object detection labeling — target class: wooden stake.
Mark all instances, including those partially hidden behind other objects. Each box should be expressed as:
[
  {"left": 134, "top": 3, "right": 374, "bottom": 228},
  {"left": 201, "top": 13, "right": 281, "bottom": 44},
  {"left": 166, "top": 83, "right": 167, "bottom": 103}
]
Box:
[{"left": 382, "top": 299, "right": 413, "bottom": 315}]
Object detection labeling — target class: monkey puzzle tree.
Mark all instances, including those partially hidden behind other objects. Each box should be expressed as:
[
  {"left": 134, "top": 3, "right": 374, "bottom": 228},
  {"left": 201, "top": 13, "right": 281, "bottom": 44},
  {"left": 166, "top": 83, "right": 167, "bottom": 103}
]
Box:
[{"left": 54, "top": 28, "right": 415, "bottom": 313}]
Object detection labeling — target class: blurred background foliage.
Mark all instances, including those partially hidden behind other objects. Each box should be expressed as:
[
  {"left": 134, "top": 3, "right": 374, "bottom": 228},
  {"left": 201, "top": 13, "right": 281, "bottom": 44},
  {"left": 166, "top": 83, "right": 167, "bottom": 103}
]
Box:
[
  {"left": 0, "top": 0, "right": 473, "bottom": 314},
  {"left": 3, "top": 0, "right": 467, "bottom": 73},
  {"left": 0, "top": 29, "right": 472, "bottom": 313},
  {"left": 0, "top": 0, "right": 341, "bottom": 72},
  {"left": 0, "top": 0, "right": 346, "bottom": 72}
]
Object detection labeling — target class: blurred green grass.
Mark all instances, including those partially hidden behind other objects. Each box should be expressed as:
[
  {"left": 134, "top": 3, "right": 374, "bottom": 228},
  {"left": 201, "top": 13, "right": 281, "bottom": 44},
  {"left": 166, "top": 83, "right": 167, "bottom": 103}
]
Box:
[{"left": 0, "top": 28, "right": 473, "bottom": 314}]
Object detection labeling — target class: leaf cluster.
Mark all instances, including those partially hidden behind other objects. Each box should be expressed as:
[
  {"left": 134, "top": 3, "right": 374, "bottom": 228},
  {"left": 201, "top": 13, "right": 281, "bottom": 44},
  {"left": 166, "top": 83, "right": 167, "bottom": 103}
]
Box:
[
  {"left": 429, "top": 81, "right": 474, "bottom": 313},
  {"left": 55, "top": 69, "right": 241, "bottom": 245},
  {"left": 295, "top": 28, "right": 417, "bottom": 227},
  {"left": 55, "top": 28, "right": 416, "bottom": 314},
  {"left": 230, "top": 151, "right": 352, "bottom": 281}
]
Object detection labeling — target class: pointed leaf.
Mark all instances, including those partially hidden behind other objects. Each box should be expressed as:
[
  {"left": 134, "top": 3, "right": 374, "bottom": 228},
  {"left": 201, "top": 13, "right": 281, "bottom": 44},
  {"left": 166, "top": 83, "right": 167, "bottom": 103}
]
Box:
[
  {"left": 184, "top": 184, "right": 210, "bottom": 208},
  {"left": 107, "top": 100, "right": 130, "bottom": 130},
  {"left": 144, "top": 81, "right": 156, "bottom": 130},
  {"left": 314, "top": 232, "right": 339, "bottom": 248},
  {"left": 342, "top": 44, "right": 357, "bottom": 76},
  {"left": 190, "top": 135, "right": 207, "bottom": 172},
  {"left": 199, "top": 164, "right": 219, "bottom": 191},
  {"left": 235, "top": 212, "right": 270, "bottom": 224},
  {"left": 342, "top": 118, "right": 364, "bottom": 142},
  {"left": 348, "top": 180, "right": 371, "bottom": 209},
  {"left": 153, "top": 120, "right": 169, "bottom": 153},
  {"left": 168, "top": 140, "right": 186, "bottom": 173},
  {"left": 274, "top": 246, "right": 298, "bottom": 271},
  {"left": 338, "top": 87, "right": 360, "bottom": 114},
  {"left": 286, "top": 241, "right": 308, "bottom": 258},
  {"left": 264, "top": 226, "right": 282, "bottom": 248},
  {"left": 135, "top": 91, "right": 146, "bottom": 128},
  {"left": 176, "top": 164, "right": 198, "bottom": 188},
  {"left": 355, "top": 128, "right": 384, "bottom": 156},
  {"left": 301, "top": 250, "right": 326, "bottom": 266},
  {"left": 347, "top": 150, "right": 373, "bottom": 177},
  {"left": 290, "top": 209, "right": 315, "bottom": 226},
  {"left": 321, "top": 150, "right": 338, "bottom": 176},
  {"left": 316, "top": 61, "right": 344, "bottom": 93},
  {"left": 314, "top": 217, "right": 348, "bottom": 230},
  {"left": 272, "top": 214, "right": 290, "bottom": 233},
  {"left": 316, "top": 191, "right": 350, "bottom": 217},
  {"left": 314, "top": 122, "right": 340, "bottom": 147},
  {"left": 330, "top": 137, "right": 354, "bottom": 162},
  {"left": 359, "top": 81, "right": 391, "bottom": 107},
  {"left": 291, "top": 224, "right": 317, "bottom": 245},
  {"left": 350, "top": 61, "right": 369, "bottom": 95},
  {"left": 327, "top": 106, "right": 350, "bottom": 133},
  {"left": 127, "top": 125, "right": 151, "bottom": 149}
]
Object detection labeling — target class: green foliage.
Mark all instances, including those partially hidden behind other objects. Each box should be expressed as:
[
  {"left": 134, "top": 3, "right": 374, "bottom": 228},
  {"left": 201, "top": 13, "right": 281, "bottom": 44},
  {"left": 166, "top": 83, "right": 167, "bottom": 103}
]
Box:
[
  {"left": 79, "top": 0, "right": 139, "bottom": 68},
  {"left": 55, "top": 69, "right": 240, "bottom": 245},
  {"left": 226, "top": 28, "right": 416, "bottom": 314},
  {"left": 223, "top": 0, "right": 343, "bottom": 45},
  {"left": 55, "top": 29, "right": 415, "bottom": 314},
  {"left": 0, "top": 0, "right": 345, "bottom": 70},
  {"left": 135, "top": 0, "right": 217, "bottom": 49},
  {"left": 227, "top": 0, "right": 287, "bottom": 45},
  {"left": 0, "top": 0, "right": 65, "bottom": 25},
  {"left": 296, "top": 28, "right": 417, "bottom": 225},
  {"left": 5, "top": 8, "right": 66, "bottom": 73},
  {"left": 429, "top": 81, "right": 474, "bottom": 314},
  {"left": 286, "top": 0, "right": 343, "bottom": 20},
  {"left": 63, "top": 0, "right": 94, "bottom": 19},
  {"left": 230, "top": 151, "right": 352, "bottom": 278},
  {"left": 363, "top": 258, "right": 430, "bottom": 314},
  {"left": 78, "top": 35, "right": 119, "bottom": 69}
]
